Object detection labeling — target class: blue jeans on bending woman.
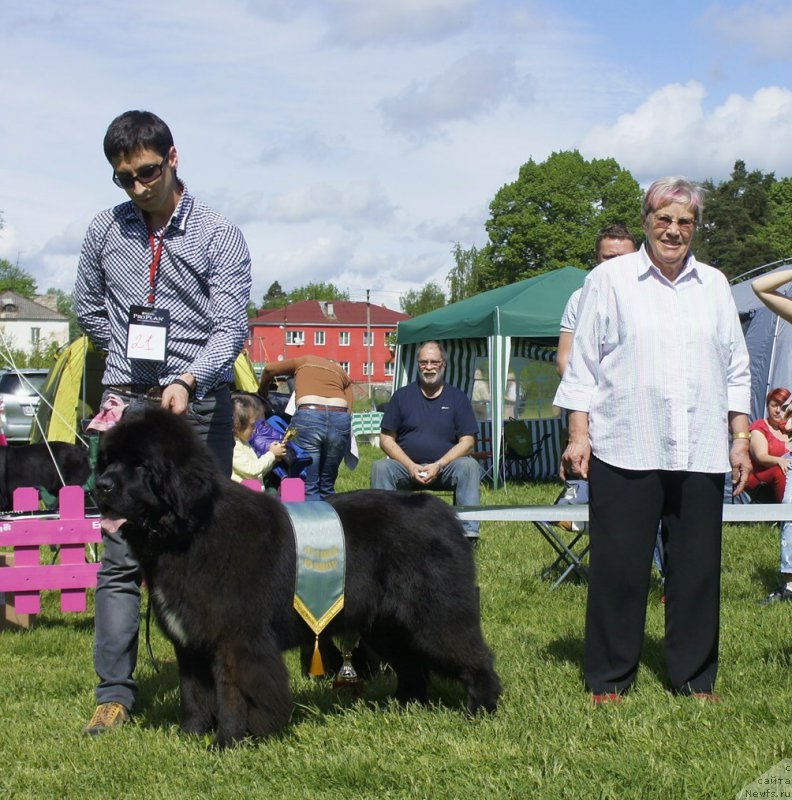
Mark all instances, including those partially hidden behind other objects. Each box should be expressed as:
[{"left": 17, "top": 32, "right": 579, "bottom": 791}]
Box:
[{"left": 292, "top": 407, "right": 351, "bottom": 500}]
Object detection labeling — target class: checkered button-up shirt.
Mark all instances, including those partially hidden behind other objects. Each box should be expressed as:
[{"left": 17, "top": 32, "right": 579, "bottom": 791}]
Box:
[{"left": 74, "top": 184, "right": 252, "bottom": 398}]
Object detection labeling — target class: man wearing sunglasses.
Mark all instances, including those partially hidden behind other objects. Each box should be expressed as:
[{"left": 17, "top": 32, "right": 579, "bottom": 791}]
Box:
[
  {"left": 370, "top": 340, "right": 481, "bottom": 541},
  {"left": 75, "top": 110, "right": 252, "bottom": 735}
]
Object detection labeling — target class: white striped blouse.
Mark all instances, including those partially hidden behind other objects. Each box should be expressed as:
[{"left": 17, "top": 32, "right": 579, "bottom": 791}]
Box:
[{"left": 554, "top": 245, "right": 751, "bottom": 473}]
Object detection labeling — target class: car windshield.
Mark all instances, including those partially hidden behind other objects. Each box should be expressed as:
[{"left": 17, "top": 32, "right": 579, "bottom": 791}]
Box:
[{"left": 0, "top": 373, "right": 47, "bottom": 396}]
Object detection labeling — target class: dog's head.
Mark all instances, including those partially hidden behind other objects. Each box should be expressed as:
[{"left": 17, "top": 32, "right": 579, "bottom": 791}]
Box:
[{"left": 96, "top": 406, "right": 221, "bottom": 548}]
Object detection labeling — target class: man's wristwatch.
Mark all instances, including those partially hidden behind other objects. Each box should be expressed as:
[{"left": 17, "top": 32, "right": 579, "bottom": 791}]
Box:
[{"left": 169, "top": 377, "right": 196, "bottom": 398}]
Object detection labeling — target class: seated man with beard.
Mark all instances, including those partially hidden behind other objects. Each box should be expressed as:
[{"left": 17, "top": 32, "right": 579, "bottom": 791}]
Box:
[{"left": 370, "top": 340, "right": 481, "bottom": 542}]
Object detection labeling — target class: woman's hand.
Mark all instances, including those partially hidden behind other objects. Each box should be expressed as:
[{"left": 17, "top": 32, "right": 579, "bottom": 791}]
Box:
[
  {"left": 560, "top": 439, "right": 591, "bottom": 481},
  {"left": 730, "top": 440, "right": 752, "bottom": 496}
]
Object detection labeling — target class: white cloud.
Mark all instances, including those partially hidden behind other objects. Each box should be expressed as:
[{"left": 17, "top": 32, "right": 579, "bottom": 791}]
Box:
[
  {"left": 380, "top": 50, "right": 533, "bottom": 140},
  {"left": 246, "top": 0, "right": 474, "bottom": 45},
  {"left": 325, "top": 0, "right": 475, "bottom": 45},
  {"left": 581, "top": 81, "right": 792, "bottom": 182},
  {"left": 258, "top": 131, "right": 341, "bottom": 165},
  {"left": 415, "top": 207, "right": 489, "bottom": 245},
  {"left": 267, "top": 180, "right": 397, "bottom": 227},
  {"left": 704, "top": 1, "right": 792, "bottom": 61},
  {"left": 41, "top": 221, "right": 90, "bottom": 257},
  {"left": 0, "top": 223, "right": 20, "bottom": 262},
  {"left": 260, "top": 234, "right": 359, "bottom": 278}
]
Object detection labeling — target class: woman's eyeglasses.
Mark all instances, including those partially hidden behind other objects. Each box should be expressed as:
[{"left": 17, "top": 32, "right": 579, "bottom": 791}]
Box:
[
  {"left": 112, "top": 155, "right": 168, "bottom": 190},
  {"left": 652, "top": 213, "right": 695, "bottom": 232}
]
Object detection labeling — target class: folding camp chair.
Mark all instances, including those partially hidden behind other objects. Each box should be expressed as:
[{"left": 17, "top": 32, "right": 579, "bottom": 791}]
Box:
[
  {"left": 533, "top": 521, "right": 590, "bottom": 587},
  {"left": 533, "top": 480, "right": 590, "bottom": 588},
  {"left": 503, "top": 420, "right": 551, "bottom": 481},
  {"left": 471, "top": 433, "right": 502, "bottom": 485}
]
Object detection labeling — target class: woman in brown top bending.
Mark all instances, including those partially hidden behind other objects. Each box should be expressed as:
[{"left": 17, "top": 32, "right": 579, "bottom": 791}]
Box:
[{"left": 258, "top": 356, "right": 353, "bottom": 499}]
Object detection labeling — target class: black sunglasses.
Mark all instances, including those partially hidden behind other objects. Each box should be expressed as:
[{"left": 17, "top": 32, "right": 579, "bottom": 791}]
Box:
[{"left": 112, "top": 155, "right": 168, "bottom": 190}]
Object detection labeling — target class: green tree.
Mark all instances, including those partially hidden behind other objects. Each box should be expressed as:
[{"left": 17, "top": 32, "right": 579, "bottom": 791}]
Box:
[
  {"left": 286, "top": 282, "right": 349, "bottom": 303},
  {"left": 0, "top": 340, "right": 60, "bottom": 369},
  {"left": 764, "top": 176, "right": 792, "bottom": 263},
  {"left": 45, "top": 288, "right": 81, "bottom": 341},
  {"left": 261, "top": 281, "right": 288, "bottom": 309},
  {"left": 400, "top": 282, "right": 446, "bottom": 317},
  {"left": 446, "top": 243, "right": 492, "bottom": 303},
  {"left": 483, "top": 150, "right": 643, "bottom": 286},
  {"left": 696, "top": 160, "right": 780, "bottom": 279},
  {"left": 0, "top": 259, "right": 37, "bottom": 298}
]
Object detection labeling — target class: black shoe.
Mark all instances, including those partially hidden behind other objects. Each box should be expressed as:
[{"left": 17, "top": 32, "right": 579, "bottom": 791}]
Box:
[{"left": 760, "top": 585, "right": 792, "bottom": 605}]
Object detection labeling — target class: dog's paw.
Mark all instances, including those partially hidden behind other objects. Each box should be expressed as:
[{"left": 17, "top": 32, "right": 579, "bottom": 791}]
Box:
[
  {"left": 210, "top": 731, "right": 246, "bottom": 750},
  {"left": 181, "top": 715, "right": 213, "bottom": 735}
]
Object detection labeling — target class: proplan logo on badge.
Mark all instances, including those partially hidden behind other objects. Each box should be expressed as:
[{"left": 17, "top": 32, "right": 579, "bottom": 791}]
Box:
[{"left": 132, "top": 309, "right": 168, "bottom": 325}]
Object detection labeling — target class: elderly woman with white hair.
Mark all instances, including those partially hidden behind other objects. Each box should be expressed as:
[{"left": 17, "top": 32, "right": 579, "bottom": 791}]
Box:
[{"left": 554, "top": 177, "right": 751, "bottom": 702}]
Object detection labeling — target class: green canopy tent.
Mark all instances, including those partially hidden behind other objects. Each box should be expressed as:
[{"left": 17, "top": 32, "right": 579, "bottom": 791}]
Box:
[{"left": 394, "top": 266, "right": 587, "bottom": 488}]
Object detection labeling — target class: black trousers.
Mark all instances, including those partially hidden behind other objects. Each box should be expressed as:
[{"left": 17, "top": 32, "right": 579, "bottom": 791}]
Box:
[{"left": 584, "top": 456, "right": 724, "bottom": 695}]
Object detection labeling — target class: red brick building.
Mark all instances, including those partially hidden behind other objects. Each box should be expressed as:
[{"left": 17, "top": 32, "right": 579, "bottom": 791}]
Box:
[{"left": 247, "top": 300, "right": 410, "bottom": 383}]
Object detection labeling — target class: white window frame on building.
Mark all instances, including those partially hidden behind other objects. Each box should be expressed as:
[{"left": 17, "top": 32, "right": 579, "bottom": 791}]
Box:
[
  {"left": 286, "top": 330, "right": 304, "bottom": 346},
  {"left": 384, "top": 361, "right": 394, "bottom": 376},
  {"left": 30, "top": 327, "right": 41, "bottom": 346},
  {"left": 339, "top": 361, "right": 350, "bottom": 374},
  {"left": 339, "top": 331, "right": 350, "bottom": 346},
  {"left": 314, "top": 330, "right": 325, "bottom": 346},
  {"left": 363, "top": 331, "right": 374, "bottom": 346},
  {"left": 362, "top": 361, "right": 374, "bottom": 376}
]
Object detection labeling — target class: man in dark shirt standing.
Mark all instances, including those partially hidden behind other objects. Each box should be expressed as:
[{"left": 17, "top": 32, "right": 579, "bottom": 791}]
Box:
[
  {"left": 370, "top": 341, "right": 481, "bottom": 540},
  {"left": 75, "top": 110, "right": 252, "bottom": 734}
]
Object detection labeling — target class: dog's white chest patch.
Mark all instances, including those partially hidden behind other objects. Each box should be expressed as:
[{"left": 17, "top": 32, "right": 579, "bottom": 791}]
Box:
[{"left": 152, "top": 587, "right": 189, "bottom": 648}]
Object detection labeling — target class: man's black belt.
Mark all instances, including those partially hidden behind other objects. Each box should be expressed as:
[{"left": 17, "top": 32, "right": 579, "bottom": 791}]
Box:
[
  {"left": 297, "top": 404, "right": 349, "bottom": 413},
  {"left": 107, "top": 384, "right": 163, "bottom": 401},
  {"left": 107, "top": 384, "right": 222, "bottom": 402}
]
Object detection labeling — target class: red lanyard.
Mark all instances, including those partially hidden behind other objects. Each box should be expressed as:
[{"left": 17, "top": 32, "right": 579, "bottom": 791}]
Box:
[{"left": 146, "top": 218, "right": 166, "bottom": 305}]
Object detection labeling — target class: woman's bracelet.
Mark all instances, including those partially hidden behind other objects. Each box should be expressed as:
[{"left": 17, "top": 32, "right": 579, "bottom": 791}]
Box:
[{"left": 731, "top": 431, "right": 751, "bottom": 440}]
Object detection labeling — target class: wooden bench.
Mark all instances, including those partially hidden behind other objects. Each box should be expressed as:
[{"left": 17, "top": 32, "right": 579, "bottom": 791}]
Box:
[{"left": 454, "top": 503, "right": 791, "bottom": 587}]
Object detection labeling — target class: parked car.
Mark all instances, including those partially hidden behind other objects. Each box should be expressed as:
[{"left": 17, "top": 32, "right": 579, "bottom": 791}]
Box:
[{"left": 0, "top": 368, "right": 49, "bottom": 442}]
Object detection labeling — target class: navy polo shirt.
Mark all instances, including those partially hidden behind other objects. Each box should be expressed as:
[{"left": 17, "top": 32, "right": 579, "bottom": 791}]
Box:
[{"left": 381, "top": 382, "right": 478, "bottom": 464}]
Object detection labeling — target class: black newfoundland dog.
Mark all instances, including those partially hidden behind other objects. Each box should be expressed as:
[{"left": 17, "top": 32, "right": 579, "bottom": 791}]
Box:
[
  {"left": 0, "top": 442, "right": 91, "bottom": 510},
  {"left": 96, "top": 407, "right": 500, "bottom": 748}
]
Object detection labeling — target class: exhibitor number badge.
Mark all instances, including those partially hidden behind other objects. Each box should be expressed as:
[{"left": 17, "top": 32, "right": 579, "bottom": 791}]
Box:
[{"left": 126, "top": 305, "right": 170, "bottom": 362}]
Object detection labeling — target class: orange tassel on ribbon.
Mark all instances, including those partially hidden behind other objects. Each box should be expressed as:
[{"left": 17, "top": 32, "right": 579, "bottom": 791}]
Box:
[{"left": 309, "top": 635, "right": 325, "bottom": 677}]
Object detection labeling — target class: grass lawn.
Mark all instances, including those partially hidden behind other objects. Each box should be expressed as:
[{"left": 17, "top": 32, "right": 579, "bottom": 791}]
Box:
[{"left": 2, "top": 444, "right": 792, "bottom": 799}]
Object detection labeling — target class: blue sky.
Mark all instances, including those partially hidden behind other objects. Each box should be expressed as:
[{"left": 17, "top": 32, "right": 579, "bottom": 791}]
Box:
[{"left": 1, "top": 0, "right": 791, "bottom": 310}]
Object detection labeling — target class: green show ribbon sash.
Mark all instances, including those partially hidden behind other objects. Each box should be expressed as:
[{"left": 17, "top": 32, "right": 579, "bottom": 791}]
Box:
[{"left": 283, "top": 501, "right": 346, "bottom": 676}]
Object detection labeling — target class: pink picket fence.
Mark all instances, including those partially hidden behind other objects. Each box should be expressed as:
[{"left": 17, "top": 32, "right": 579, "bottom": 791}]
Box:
[
  {"left": 0, "top": 477, "right": 303, "bottom": 621},
  {"left": 0, "top": 485, "right": 102, "bottom": 616}
]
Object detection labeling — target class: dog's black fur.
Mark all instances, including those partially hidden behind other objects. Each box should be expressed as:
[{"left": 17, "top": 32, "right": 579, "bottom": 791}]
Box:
[
  {"left": 0, "top": 442, "right": 92, "bottom": 510},
  {"left": 95, "top": 407, "right": 501, "bottom": 748}
]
